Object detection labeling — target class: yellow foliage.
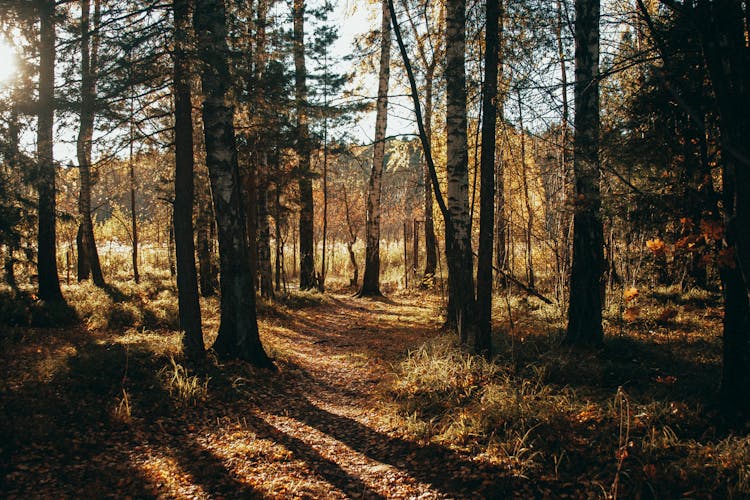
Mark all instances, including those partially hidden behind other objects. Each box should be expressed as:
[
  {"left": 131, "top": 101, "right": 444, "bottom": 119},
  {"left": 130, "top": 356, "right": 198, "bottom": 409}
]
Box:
[
  {"left": 623, "top": 287, "right": 639, "bottom": 303},
  {"left": 646, "top": 238, "right": 666, "bottom": 255}
]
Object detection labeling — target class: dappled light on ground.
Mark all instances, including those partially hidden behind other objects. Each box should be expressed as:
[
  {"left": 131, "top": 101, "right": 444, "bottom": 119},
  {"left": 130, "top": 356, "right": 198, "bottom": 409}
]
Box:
[{"left": 1, "top": 287, "right": 749, "bottom": 498}]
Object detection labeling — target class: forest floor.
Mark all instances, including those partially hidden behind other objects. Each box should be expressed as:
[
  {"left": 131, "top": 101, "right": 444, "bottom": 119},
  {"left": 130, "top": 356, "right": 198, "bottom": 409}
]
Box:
[{"left": 1, "top": 278, "right": 750, "bottom": 499}]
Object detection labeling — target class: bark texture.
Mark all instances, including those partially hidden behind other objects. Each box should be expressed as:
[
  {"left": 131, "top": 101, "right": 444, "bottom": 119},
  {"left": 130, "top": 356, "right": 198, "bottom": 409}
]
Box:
[
  {"left": 173, "top": 0, "right": 204, "bottom": 361},
  {"left": 359, "top": 0, "right": 391, "bottom": 297},
  {"left": 445, "top": 0, "right": 475, "bottom": 342},
  {"left": 194, "top": 0, "right": 272, "bottom": 367},
  {"left": 566, "top": 0, "right": 604, "bottom": 345},
  {"left": 37, "top": 0, "right": 64, "bottom": 303},
  {"left": 196, "top": 178, "right": 216, "bottom": 297},
  {"left": 493, "top": 1, "right": 506, "bottom": 279},
  {"left": 293, "top": 0, "right": 315, "bottom": 290},
  {"left": 76, "top": 0, "right": 105, "bottom": 287},
  {"left": 476, "top": 0, "right": 499, "bottom": 356},
  {"left": 695, "top": 0, "right": 750, "bottom": 417}
]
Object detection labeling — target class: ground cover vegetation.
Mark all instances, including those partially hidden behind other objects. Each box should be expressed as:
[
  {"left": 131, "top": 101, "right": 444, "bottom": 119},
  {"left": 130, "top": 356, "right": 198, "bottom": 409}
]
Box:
[{"left": 1, "top": 0, "right": 749, "bottom": 497}]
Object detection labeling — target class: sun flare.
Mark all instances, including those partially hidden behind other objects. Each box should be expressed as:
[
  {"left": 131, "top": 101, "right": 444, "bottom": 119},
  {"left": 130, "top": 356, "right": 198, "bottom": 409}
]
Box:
[{"left": 0, "top": 40, "right": 18, "bottom": 85}]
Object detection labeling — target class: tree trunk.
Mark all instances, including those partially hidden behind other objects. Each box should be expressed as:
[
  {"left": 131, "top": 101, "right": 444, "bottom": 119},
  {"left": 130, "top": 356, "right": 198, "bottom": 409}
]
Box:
[
  {"left": 343, "top": 188, "right": 359, "bottom": 287},
  {"left": 194, "top": 0, "right": 272, "bottom": 367},
  {"left": 517, "top": 91, "right": 535, "bottom": 289},
  {"left": 293, "top": 0, "right": 315, "bottom": 291},
  {"left": 695, "top": 0, "right": 750, "bottom": 417},
  {"left": 445, "top": 0, "right": 475, "bottom": 342},
  {"left": 274, "top": 185, "right": 283, "bottom": 292},
  {"left": 423, "top": 62, "right": 438, "bottom": 279},
  {"left": 4, "top": 109, "right": 20, "bottom": 293},
  {"left": 196, "top": 180, "right": 216, "bottom": 297},
  {"left": 243, "top": 158, "right": 258, "bottom": 290},
  {"left": 76, "top": 0, "right": 105, "bottom": 287},
  {"left": 3, "top": 245, "right": 17, "bottom": 292},
  {"left": 168, "top": 210, "right": 177, "bottom": 276},
  {"left": 555, "top": 0, "right": 572, "bottom": 307},
  {"left": 475, "top": 0, "right": 499, "bottom": 357},
  {"left": 359, "top": 0, "right": 391, "bottom": 297},
  {"left": 258, "top": 174, "right": 274, "bottom": 298},
  {"left": 173, "top": 0, "right": 204, "bottom": 362},
  {"left": 37, "top": 0, "right": 64, "bottom": 303},
  {"left": 566, "top": 0, "right": 604, "bottom": 346},
  {"left": 494, "top": 0, "right": 507, "bottom": 281},
  {"left": 128, "top": 90, "right": 140, "bottom": 284}
]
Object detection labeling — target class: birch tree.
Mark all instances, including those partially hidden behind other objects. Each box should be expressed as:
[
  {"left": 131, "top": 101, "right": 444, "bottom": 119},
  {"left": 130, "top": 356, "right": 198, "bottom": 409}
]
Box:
[
  {"left": 444, "top": 0, "right": 475, "bottom": 341},
  {"left": 359, "top": 0, "right": 391, "bottom": 296},
  {"left": 194, "top": 0, "right": 272, "bottom": 366}
]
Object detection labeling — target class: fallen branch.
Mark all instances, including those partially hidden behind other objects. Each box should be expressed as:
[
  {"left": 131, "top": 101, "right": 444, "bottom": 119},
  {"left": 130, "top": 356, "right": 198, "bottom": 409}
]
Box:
[{"left": 472, "top": 251, "right": 554, "bottom": 304}]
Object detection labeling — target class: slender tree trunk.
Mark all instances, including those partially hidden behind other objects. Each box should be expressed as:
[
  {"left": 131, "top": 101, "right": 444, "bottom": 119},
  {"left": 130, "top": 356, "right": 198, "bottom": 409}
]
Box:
[
  {"left": 194, "top": 0, "right": 272, "bottom": 367},
  {"left": 196, "top": 182, "right": 216, "bottom": 297},
  {"left": 173, "top": 0, "right": 204, "bottom": 361},
  {"left": 565, "top": 0, "right": 604, "bottom": 345},
  {"left": 475, "top": 0, "right": 498, "bottom": 357},
  {"left": 494, "top": 0, "right": 507, "bottom": 281},
  {"left": 293, "top": 0, "right": 315, "bottom": 290},
  {"left": 76, "top": 0, "right": 105, "bottom": 287},
  {"left": 343, "top": 188, "right": 359, "bottom": 287},
  {"left": 168, "top": 210, "right": 176, "bottom": 277},
  {"left": 319, "top": 48, "right": 329, "bottom": 292},
  {"left": 244, "top": 158, "right": 258, "bottom": 289},
  {"left": 275, "top": 186, "right": 283, "bottom": 292},
  {"left": 3, "top": 245, "right": 17, "bottom": 292},
  {"left": 128, "top": 87, "right": 140, "bottom": 284},
  {"left": 258, "top": 176, "right": 274, "bottom": 298},
  {"left": 4, "top": 109, "right": 20, "bottom": 292},
  {"left": 359, "top": 0, "right": 391, "bottom": 297},
  {"left": 445, "top": 0, "right": 475, "bottom": 342},
  {"left": 37, "top": 0, "right": 64, "bottom": 303},
  {"left": 517, "top": 91, "right": 535, "bottom": 289},
  {"left": 423, "top": 62, "right": 438, "bottom": 279},
  {"left": 403, "top": 1, "right": 439, "bottom": 280},
  {"left": 556, "top": 0, "right": 572, "bottom": 307}
]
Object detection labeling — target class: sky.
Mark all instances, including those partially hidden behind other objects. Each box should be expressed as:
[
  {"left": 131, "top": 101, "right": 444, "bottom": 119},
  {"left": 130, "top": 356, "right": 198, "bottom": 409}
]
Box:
[{"left": 0, "top": 0, "right": 419, "bottom": 166}]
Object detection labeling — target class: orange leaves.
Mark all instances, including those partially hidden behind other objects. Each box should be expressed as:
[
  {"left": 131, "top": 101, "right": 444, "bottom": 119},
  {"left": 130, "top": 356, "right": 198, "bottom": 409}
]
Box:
[
  {"left": 623, "top": 287, "right": 639, "bottom": 303},
  {"left": 623, "top": 287, "right": 640, "bottom": 322},
  {"left": 674, "top": 234, "right": 702, "bottom": 252},
  {"left": 646, "top": 238, "right": 666, "bottom": 256}
]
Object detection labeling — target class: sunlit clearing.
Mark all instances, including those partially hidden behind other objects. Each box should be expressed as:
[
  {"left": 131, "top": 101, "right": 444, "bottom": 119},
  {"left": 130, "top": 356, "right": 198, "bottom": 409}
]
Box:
[{"left": 0, "top": 40, "right": 18, "bottom": 85}]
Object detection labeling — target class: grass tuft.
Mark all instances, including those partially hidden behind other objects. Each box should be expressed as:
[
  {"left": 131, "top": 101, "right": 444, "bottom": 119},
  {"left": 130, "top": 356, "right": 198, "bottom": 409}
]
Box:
[{"left": 158, "top": 357, "right": 210, "bottom": 407}]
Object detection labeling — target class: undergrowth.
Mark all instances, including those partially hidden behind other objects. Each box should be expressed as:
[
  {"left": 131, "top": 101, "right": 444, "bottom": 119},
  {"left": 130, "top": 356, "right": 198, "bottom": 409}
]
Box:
[
  {"left": 158, "top": 357, "right": 210, "bottom": 407},
  {"left": 386, "top": 288, "right": 750, "bottom": 497}
]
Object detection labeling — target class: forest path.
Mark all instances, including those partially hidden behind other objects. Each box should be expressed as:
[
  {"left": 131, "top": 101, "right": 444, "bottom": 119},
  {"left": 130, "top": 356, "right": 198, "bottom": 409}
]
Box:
[
  {"left": 225, "top": 292, "right": 512, "bottom": 498},
  {"left": 1, "top": 291, "right": 513, "bottom": 499}
]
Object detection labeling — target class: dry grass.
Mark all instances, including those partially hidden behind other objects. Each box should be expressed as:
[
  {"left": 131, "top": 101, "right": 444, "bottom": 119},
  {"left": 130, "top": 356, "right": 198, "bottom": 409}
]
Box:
[
  {"left": 2, "top": 272, "right": 749, "bottom": 498},
  {"left": 384, "top": 287, "right": 750, "bottom": 498},
  {"left": 158, "top": 357, "right": 210, "bottom": 407}
]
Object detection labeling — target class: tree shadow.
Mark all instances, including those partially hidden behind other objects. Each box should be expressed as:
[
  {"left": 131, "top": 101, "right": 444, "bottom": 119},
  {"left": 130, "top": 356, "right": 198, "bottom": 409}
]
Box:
[
  {"left": 211, "top": 366, "right": 514, "bottom": 498},
  {"left": 493, "top": 326, "right": 724, "bottom": 427},
  {"left": 0, "top": 332, "right": 260, "bottom": 498}
]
